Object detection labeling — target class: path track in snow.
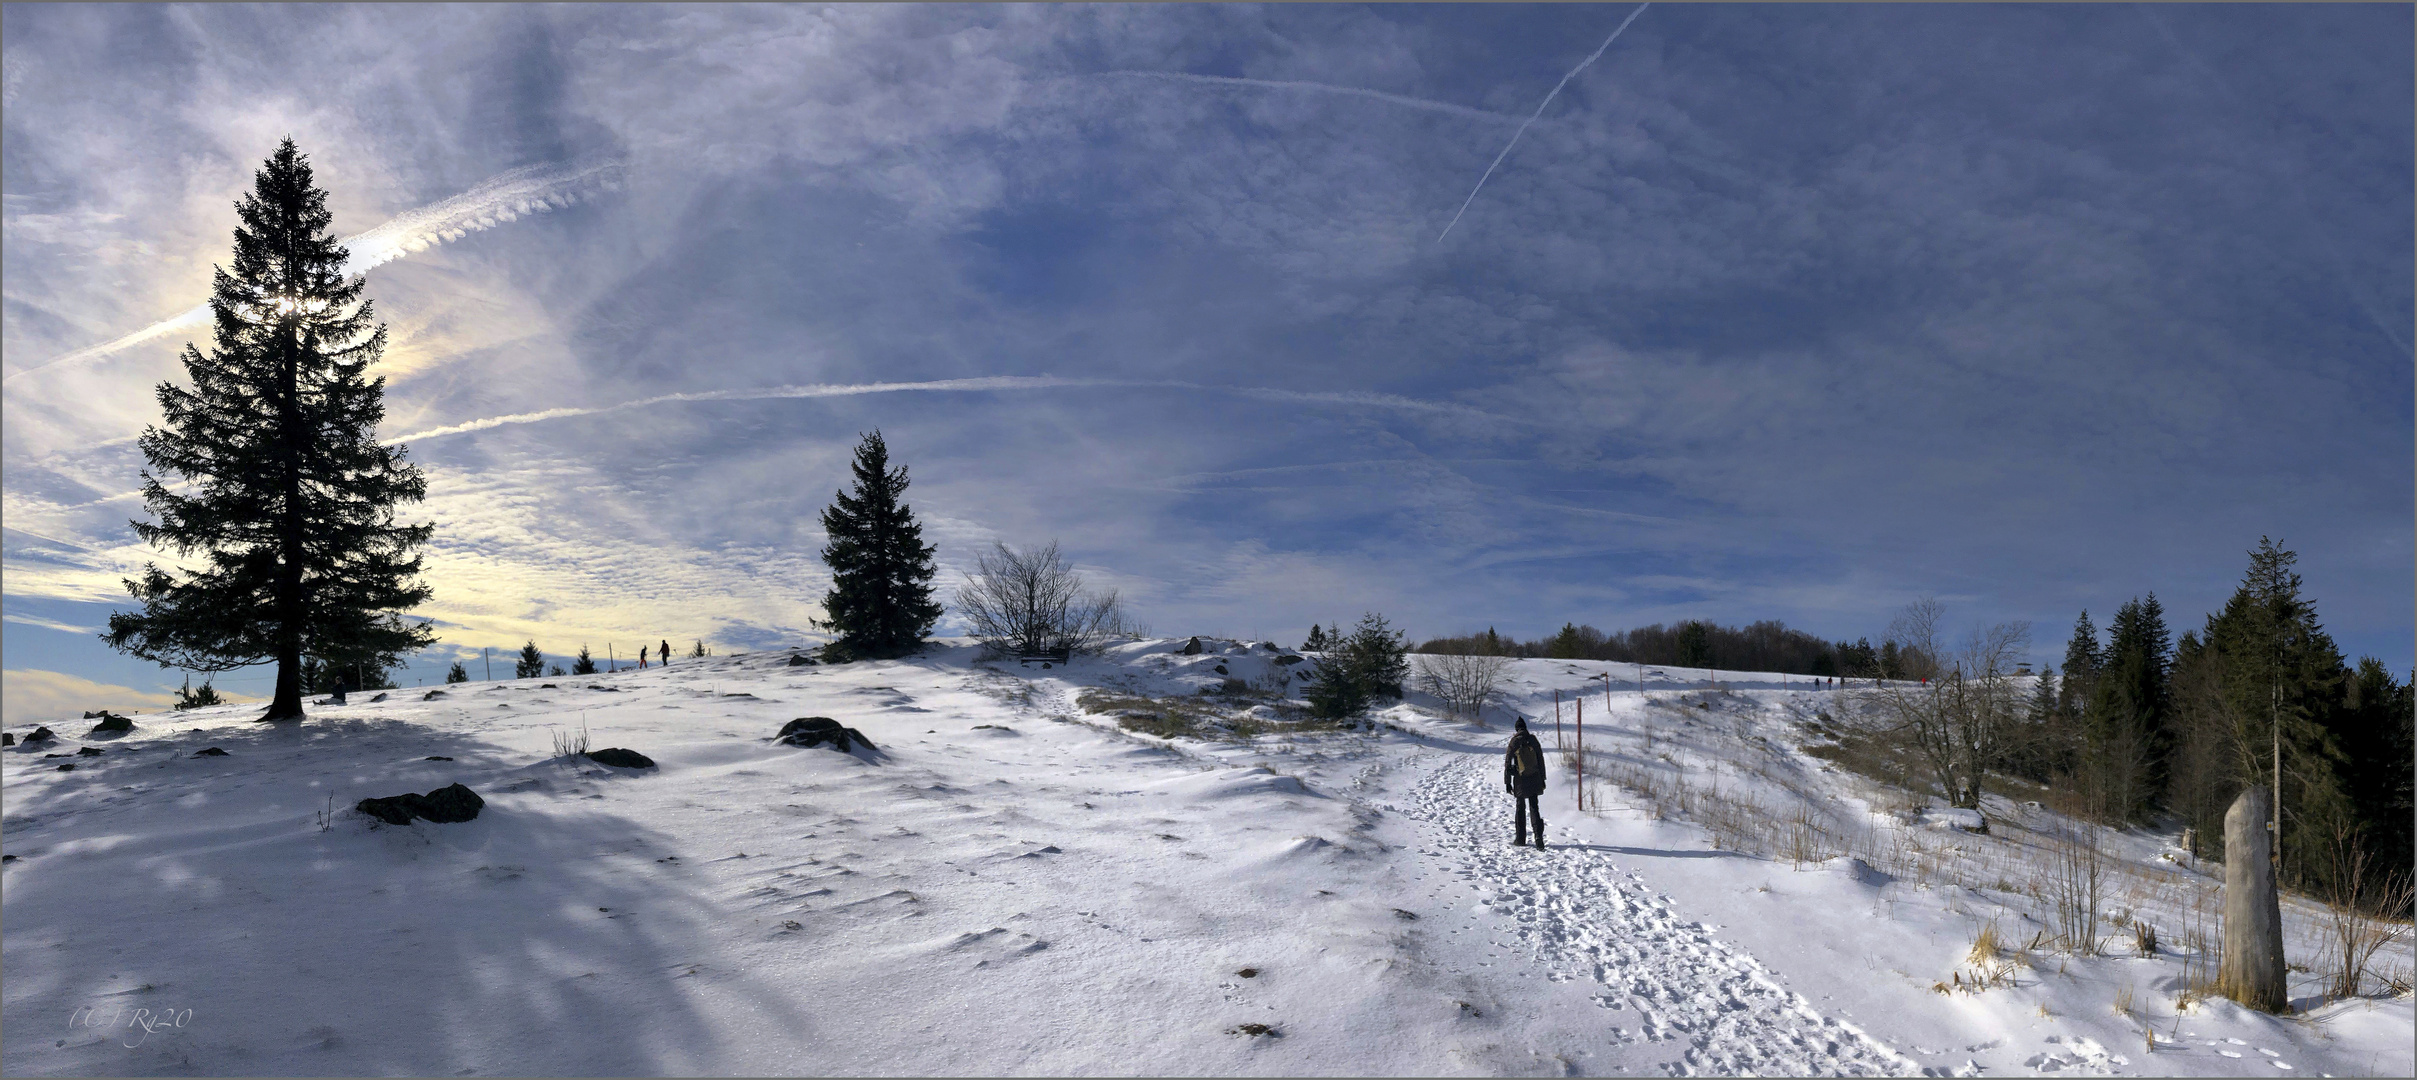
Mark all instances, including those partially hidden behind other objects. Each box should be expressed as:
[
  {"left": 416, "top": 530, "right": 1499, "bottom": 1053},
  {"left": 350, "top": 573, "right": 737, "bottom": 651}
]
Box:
[{"left": 1403, "top": 751, "right": 1920, "bottom": 1077}]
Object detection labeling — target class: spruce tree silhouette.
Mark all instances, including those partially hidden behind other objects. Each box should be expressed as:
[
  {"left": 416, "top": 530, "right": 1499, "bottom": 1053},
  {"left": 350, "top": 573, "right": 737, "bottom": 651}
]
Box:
[
  {"left": 817, "top": 430, "right": 941, "bottom": 660},
  {"left": 106, "top": 139, "right": 435, "bottom": 721}
]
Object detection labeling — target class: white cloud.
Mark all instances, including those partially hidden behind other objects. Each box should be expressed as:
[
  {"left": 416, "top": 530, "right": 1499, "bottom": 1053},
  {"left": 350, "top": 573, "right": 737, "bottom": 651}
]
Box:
[{"left": 1, "top": 668, "right": 180, "bottom": 726}]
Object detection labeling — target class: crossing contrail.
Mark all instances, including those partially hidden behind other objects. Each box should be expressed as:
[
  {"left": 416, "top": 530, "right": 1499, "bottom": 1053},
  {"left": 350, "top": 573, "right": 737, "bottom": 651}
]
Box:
[
  {"left": 1435, "top": 2, "right": 1651, "bottom": 243},
  {"left": 1098, "top": 71, "right": 1523, "bottom": 125},
  {"left": 3, "top": 158, "right": 624, "bottom": 385}
]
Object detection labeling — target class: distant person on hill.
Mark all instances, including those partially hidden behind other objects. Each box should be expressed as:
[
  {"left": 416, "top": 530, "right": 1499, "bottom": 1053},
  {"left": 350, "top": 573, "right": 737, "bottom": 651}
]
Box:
[
  {"left": 1504, "top": 717, "right": 1549, "bottom": 850},
  {"left": 639, "top": 644, "right": 650, "bottom": 669},
  {"left": 661, "top": 639, "right": 672, "bottom": 667}
]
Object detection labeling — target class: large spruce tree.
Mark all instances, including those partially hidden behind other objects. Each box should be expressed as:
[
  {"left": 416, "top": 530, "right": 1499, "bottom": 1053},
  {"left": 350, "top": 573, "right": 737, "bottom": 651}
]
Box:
[
  {"left": 104, "top": 139, "right": 434, "bottom": 721},
  {"left": 817, "top": 430, "right": 941, "bottom": 660}
]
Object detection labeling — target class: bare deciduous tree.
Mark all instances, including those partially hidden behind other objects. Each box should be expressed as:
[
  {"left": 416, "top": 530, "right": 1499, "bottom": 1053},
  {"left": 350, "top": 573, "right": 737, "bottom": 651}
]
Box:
[
  {"left": 955, "top": 541, "right": 1127, "bottom": 658},
  {"left": 1858, "top": 600, "right": 2028, "bottom": 811},
  {"left": 1415, "top": 649, "right": 1512, "bottom": 724}
]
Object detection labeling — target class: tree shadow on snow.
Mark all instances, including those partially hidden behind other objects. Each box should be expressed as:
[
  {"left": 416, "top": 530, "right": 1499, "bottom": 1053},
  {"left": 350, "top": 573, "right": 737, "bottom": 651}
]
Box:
[{"left": 0, "top": 716, "right": 810, "bottom": 1076}]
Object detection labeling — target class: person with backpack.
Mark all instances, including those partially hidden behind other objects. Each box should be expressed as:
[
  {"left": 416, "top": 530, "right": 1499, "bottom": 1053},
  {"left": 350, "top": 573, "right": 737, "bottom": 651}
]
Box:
[
  {"left": 661, "top": 639, "right": 673, "bottom": 667},
  {"left": 1503, "top": 717, "right": 1548, "bottom": 850}
]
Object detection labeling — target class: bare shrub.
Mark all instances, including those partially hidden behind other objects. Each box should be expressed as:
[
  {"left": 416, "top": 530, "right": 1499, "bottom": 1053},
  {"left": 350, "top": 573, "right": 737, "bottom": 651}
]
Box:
[
  {"left": 2322, "top": 830, "right": 2416, "bottom": 1000},
  {"left": 2046, "top": 820, "right": 2110, "bottom": 955},
  {"left": 1415, "top": 650, "right": 1511, "bottom": 723},
  {"left": 956, "top": 541, "right": 1129, "bottom": 658},
  {"left": 551, "top": 718, "right": 591, "bottom": 758},
  {"left": 1854, "top": 605, "right": 2030, "bottom": 811}
]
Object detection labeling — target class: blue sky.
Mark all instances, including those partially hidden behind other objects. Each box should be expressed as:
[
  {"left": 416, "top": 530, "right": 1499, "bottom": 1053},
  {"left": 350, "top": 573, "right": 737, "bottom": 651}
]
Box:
[{"left": 3, "top": 4, "right": 2409, "bottom": 717}]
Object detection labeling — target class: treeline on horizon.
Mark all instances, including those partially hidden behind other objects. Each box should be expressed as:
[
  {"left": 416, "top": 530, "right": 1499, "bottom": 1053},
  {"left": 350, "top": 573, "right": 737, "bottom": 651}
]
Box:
[{"left": 1414, "top": 619, "right": 1914, "bottom": 678}]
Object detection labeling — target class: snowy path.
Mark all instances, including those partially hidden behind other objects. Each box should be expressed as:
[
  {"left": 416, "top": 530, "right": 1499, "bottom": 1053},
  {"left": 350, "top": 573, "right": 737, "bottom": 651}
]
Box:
[{"left": 1399, "top": 750, "right": 1920, "bottom": 1077}]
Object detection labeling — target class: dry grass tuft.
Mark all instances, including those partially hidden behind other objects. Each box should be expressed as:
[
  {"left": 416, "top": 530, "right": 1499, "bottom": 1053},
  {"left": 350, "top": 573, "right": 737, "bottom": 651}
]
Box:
[{"left": 1968, "top": 921, "right": 2003, "bottom": 966}]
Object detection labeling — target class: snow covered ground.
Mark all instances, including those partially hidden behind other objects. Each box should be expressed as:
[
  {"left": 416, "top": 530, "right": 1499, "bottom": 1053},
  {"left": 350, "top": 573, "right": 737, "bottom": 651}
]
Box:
[{"left": 4, "top": 641, "right": 2408, "bottom": 1076}]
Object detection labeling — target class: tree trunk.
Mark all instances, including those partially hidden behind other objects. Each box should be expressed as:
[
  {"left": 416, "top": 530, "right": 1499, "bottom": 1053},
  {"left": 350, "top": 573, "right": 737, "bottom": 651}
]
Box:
[
  {"left": 2219, "top": 787, "right": 2288, "bottom": 1012},
  {"left": 262, "top": 644, "right": 306, "bottom": 721},
  {"left": 263, "top": 322, "right": 309, "bottom": 723}
]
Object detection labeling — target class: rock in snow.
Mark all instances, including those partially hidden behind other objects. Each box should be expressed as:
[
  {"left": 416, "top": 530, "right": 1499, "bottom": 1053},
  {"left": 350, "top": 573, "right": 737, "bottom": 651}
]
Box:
[
  {"left": 778, "top": 716, "right": 875, "bottom": 753},
  {"left": 586, "top": 747, "right": 656, "bottom": 769},
  {"left": 356, "top": 783, "right": 485, "bottom": 826}
]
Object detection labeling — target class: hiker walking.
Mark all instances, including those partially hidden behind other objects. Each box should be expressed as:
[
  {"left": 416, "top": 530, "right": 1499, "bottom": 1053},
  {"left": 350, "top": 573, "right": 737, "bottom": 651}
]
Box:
[
  {"left": 661, "top": 639, "right": 673, "bottom": 666},
  {"left": 639, "top": 644, "right": 650, "bottom": 669},
  {"left": 1504, "top": 717, "right": 1548, "bottom": 850}
]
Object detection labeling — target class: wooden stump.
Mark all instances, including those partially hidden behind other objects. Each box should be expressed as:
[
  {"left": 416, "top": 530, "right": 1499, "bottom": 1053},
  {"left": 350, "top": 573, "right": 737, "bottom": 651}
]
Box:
[{"left": 2218, "top": 787, "right": 2288, "bottom": 1012}]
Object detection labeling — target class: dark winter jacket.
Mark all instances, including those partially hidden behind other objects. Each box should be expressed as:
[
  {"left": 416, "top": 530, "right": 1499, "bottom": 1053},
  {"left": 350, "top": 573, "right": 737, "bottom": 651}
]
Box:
[{"left": 1504, "top": 730, "right": 1547, "bottom": 798}]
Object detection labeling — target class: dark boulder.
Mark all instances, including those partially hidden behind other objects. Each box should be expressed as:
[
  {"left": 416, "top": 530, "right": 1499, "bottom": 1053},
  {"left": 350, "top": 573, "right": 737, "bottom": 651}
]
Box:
[
  {"left": 777, "top": 716, "right": 875, "bottom": 753},
  {"left": 424, "top": 755, "right": 453, "bottom": 761},
  {"left": 421, "top": 690, "right": 445, "bottom": 701},
  {"left": 56, "top": 762, "right": 75, "bottom": 772},
  {"left": 194, "top": 747, "right": 229, "bottom": 757},
  {"left": 1181, "top": 637, "right": 1203, "bottom": 655},
  {"left": 418, "top": 783, "right": 483, "bottom": 822},
  {"left": 369, "top": 692, "right": 388, "bottom": 703},
  {"left": 586, "top": 747, "right": 656, "bottom": 769},
  {"left": 2, "top": 733, "right": 13, "bottom": 747},
  {"left": 23, "top": 726, "right": 55, "bottom": 744},
  {"left": 76, "top": 746, "right": 104, "bottom": 757},
  {"left": 786, "top": 653, "right": 816, "bottom": 667},
  {"left": 356, "top": 783, "right": 485, "bottom": 826},
  {"left": 88, "top": 713, "right": 134, "bottom": 734}
]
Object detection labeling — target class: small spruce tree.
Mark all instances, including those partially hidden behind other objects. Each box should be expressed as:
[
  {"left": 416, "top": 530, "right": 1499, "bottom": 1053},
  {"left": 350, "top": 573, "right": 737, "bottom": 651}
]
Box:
[
  {"left": 1302, "top": 624, "right": 1329, "bottom": 652},
  {"left": 173, "top": 675, "right": 225, "bottom": 710},
  {"left": 1305, "top": 613, "right": 1410, "bottom": 721},
  {"left": 445, "top": 661, "right": 469, "bottom": 684},
  {"left": 514, "top": 642, "right": 545, "bottom": 679},
  {"left": 690, "top": 640, "right": 707, "bottom": 659},
  {"left": 572, "top": 645, "right": 598, "bottom": 676},
  {"left": 817, "top": 430, "right": 941, "bottom": 660}
]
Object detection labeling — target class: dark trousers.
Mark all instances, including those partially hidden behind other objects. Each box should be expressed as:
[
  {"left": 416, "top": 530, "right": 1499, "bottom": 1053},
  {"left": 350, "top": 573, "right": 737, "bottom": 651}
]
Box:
[{"left": 1514, "top": 794, "right": 1544, "bottom": 844}]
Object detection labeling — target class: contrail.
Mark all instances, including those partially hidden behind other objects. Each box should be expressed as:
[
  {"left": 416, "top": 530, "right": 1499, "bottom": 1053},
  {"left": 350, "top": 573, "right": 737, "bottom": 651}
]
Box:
[
  {"left": 1098, "top": 71, "right": 1523, "bottom": 125},
  {"left": 3, "top": 159, "right": 624, "bottom": 385},
  {"left": 1435, "top": 2, "right": 1651, "bottom": 243},
  {"left": 388, "top": 376, "right": 1526, "bottom": 444},
  {"left": 388, "top": 377, "right": 1108, "bottom": 442}
]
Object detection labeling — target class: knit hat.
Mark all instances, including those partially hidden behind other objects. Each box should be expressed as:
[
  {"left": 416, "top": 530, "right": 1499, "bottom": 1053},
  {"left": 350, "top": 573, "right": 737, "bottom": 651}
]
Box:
[{"left": 1513, "top": 717, "right": 1529, "bottom": 732}]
